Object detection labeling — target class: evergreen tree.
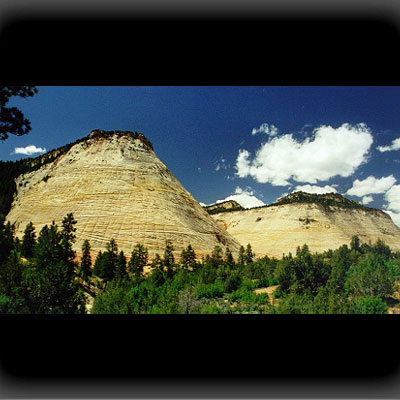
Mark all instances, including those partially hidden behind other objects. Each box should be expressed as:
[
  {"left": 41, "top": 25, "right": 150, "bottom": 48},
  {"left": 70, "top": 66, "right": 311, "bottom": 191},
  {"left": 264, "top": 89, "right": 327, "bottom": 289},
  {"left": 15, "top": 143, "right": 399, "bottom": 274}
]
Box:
[
  {"left": 163, "top": 240, "right": 175, "bottom": 277},
  {"left": 238, "top": 245, "right": 246, "bottom": 266},
  {"left": 115, "top": 250, "right": 128, "bottom": 279},
  {"left": 93, "top": 239, "right": 119, "bottom": 285},
  {"left": 26, "top": 217, "right": 85, "bottom": 313},
  {"left": 210, "top": 245, "right": 223, "bottom": 267},
  {"left": 129, "top": 243, "right": 148, "bottom": 278},
  {"left": 34, "top": 223, "right": 66, "bottom": 269},
  {"left": 0, "top": 86, "right": 38, "bottom": 140},
  {"left": 163, "top": 240, "right": 175, "bottom": 267},
  {"left": 21, "top": 222, "right": 36, "bottom": 258},
  {"left": 350, "top": 235, "right": 361, "bottom": 252},
  {"left": 80, "top": 239, "right": 92, "bottom": 282},
  {"left": 61, "top": 213, "right": 77, "bottom": 263},
  {"left": 225, "top": 247, "right": 234, "bottom": 268},
  {"left": 180, "top": 244, "right": 196, "bottom": 270},
  {"left": 0, "top": 219, "right": 15, "bottom": 264},
  {"left": 245, "top": 243, "right": 254, "bottom": 265}
]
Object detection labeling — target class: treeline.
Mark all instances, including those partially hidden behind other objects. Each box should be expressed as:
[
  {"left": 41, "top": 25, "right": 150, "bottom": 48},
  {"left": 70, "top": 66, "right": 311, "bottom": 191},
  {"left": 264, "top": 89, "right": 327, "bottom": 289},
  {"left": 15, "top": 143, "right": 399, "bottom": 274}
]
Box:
[
  {"left": 0, "top": 213, "right": 399, "bottom": 314},
  {"left": 252, "top": 191, "right": 380, "bottom": 213}
]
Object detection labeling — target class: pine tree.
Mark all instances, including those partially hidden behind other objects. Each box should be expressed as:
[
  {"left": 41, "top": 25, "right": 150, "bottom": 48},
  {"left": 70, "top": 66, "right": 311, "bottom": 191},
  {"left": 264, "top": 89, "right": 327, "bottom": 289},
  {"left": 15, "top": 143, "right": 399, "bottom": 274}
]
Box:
[
  {"left": 225, "top": 246, "right": 234, "bottom": 268},
  {"left": 245, "top": 243, "right": 254, "bottom": 265},
  {"left": 93, "top": 239, "right": 119, "bottom": 285},
  {"left": 238, "top": 245, "right": 246, "bottom": 266},
  {"left": 0, "top": 86, "right": 39, "bottom": 141},
  {"left": 61, "top": 213, "right": 77, "bottom": 262},
  {"left": 181, "top": 244, "right": 196, "bottom": 270},
  {"left": 0, "top": 219, "right": 15, "bottom": 264},
  {"left": 21, "top": 222, "right": 36, "bottom": 258},
  {"left": 80, "top": 239, "right": 92, "bottom": 282},
  {"left": 211, "top": 245, "right": 223, "bottom": 267},
  {"left": 128, "top": 243, "right": 148, "bottom": 278},
  {"left": 350, "top": 235, "right": 361, "bottom": 252},
  {"left": 163, "top": 240, "right": 175, "bottom": 277},
  {"left": 115, "top": 250, "right": 128, "bottom": 279},
  {"left": 27, "top": 217, "right": 86, "bottom": 313}
]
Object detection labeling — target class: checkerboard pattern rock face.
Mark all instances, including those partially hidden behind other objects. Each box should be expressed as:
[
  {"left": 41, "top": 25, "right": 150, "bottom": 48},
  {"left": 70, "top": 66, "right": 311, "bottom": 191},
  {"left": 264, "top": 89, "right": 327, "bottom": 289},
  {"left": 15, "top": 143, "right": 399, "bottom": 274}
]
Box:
[
  {"left": 211, "top": 202, "right": 400, "bottom": 258},
  {"left": 7, "top": 132, "right": 240, "bottom": 259}
]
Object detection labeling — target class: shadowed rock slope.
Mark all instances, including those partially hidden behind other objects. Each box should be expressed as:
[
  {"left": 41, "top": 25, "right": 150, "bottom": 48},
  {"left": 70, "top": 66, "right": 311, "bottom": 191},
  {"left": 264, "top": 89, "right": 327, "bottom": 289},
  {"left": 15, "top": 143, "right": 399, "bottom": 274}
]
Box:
[
  {"left": 210, "top": 192, "right": 400, "bottom": 258},
  {"left": 6, "top": 130, "right": 241, "bottom": 257}
]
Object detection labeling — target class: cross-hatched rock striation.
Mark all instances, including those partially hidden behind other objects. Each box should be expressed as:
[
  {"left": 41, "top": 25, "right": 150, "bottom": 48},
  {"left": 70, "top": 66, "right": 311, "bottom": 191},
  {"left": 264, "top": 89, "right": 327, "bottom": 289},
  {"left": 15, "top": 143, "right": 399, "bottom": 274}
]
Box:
[{"left": 7, "top": 131, "right": 241, "bottom": 258}]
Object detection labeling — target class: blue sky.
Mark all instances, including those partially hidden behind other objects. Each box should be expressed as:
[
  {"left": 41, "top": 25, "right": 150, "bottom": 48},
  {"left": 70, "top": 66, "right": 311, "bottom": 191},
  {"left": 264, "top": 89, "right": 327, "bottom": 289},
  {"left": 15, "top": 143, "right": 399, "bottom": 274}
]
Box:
[{"left": 2, "top": 86, "right": 400, "bottom": 226}]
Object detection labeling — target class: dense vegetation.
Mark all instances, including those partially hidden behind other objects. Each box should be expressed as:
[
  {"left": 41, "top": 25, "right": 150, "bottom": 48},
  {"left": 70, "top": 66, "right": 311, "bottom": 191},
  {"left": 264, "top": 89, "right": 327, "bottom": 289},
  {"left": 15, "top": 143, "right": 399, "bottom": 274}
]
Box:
[
  {"left": 0, "top": 129, "right": 150, "bottom": 218},
  {"left": 0, "top": 86, "right": 38, "bottom": 141},
  {"left": 0, "top": 213, "right": 399, "bottom": 314}
]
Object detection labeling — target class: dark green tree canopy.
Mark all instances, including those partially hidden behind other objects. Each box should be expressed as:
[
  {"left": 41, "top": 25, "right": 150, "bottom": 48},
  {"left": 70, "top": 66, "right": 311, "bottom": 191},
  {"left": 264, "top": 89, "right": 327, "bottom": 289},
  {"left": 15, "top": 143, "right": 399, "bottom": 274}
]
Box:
[
  {"left": 21, "top": 222, "right": 36, "bottom": 258},
  {"left": 0, "top": 86, "right": 38, "bottom": 140}
]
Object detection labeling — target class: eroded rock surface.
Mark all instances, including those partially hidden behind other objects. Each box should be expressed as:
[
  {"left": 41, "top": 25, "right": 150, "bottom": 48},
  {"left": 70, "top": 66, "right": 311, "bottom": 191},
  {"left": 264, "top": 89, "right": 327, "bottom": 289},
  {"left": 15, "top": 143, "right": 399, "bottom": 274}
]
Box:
[
  {"left": 212, "top": 202, "right": 400, "bottom": 258},
  {"left": 7, "top": 132, "right": 240, "bottom": 258}
]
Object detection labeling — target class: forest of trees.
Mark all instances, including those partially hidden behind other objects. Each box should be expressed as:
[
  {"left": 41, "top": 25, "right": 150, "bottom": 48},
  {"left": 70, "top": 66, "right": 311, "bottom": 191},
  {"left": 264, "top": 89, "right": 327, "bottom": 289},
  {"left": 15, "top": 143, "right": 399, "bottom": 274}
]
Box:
[{"left": 0, "top": 213, "right": 399, "bottom": 314}]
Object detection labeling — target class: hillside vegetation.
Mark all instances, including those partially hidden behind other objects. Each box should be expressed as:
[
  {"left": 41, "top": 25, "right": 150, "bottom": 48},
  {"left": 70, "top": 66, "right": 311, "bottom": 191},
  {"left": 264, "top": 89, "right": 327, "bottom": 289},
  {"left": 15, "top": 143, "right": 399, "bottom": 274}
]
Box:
[
  {"left": 207, "top": 191, "right": 381, "bottom": 216},
  {"left": 1, "top": 213, "right": 399, "bottom": 314}
]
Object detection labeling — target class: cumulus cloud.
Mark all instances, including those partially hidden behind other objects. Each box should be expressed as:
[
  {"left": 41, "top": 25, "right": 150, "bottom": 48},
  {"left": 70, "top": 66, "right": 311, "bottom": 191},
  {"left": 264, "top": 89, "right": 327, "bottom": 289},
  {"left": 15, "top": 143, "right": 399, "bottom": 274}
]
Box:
[
  {"left": 385, "top": 184, "right": 400, "bottom": 212},
  {"left": 293, "top": 184, "right": 338, "bottom": 195},
  {"left": 361, "top": 195, "right": 374, "bottom": 205},
  {"left": 382, "top": 185, "right": 400, "bottom": 228},
  {"left": 236, "top": 123, "right": 373, "bottom": 186},
  {"left": 251, "top": 123, "right": 278, "bottom": 136},
  {"left": 377, "top": 137, "right": 400, "bottom": 152},
  {"left": 385, "top": 210, "right": 400, "bottom": 228},
  {"left": 12, "top": 145, "right": 47, "bottom": 156},
  {"left": 216, "top": 187, "right": 265, "bottom": 209},
  {"left": 199, "top": 202, "right": 207, "bottom": 207},
  {"left": 346, "top": 175, "right": 396, "bottom": 197}
]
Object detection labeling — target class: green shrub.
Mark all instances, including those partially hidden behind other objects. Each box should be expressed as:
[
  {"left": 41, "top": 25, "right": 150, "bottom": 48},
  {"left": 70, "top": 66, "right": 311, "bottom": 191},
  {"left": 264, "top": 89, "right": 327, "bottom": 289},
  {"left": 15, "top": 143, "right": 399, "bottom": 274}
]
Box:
[
  {"left": 346, "top": 296, "right": 388, "bottom": 314},
  {"left": 194, "top": 281, "right": 224, "bottom": 299}
]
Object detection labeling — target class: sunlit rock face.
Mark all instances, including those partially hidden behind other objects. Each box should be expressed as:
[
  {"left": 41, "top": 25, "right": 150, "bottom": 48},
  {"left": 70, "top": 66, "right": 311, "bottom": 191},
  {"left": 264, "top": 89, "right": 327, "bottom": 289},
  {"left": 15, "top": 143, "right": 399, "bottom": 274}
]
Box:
[
  {"left": 211, "top": 201, "right": 400, "bottom": 258},
  {"left": 7, "top": 131, "right": 240, "bottom": 258}
]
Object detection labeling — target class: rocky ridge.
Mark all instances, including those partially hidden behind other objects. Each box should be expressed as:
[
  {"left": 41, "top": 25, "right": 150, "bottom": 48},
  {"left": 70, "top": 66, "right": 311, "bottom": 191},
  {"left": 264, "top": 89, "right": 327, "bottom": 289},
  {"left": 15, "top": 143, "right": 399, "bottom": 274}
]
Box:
[
  {"left": 204, "top": 200, "right": 244, "bottom": 214},
  {"left": 210, "top": 192, "right": 400, "bottom": 258},
  {"left": 6, "top": 130, "right": 241, "bottom": 258}
]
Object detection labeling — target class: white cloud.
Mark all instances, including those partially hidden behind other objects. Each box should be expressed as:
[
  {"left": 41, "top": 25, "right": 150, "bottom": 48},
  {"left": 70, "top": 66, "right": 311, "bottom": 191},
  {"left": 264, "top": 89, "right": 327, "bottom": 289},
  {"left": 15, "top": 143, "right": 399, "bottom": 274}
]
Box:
[
  {"left": 385, "top": 184, "right": 400, "bottom": 212},
  {"left": 382, "top": 185, "right": 400, "bottom": 228},
  {"left": 293, "top": 184, "right": 338, "bottom": 195},
  {"left": 199, "top": 202, "right": 207, "bottom": 207},
  {"left": 12, "top": 145, "right": 47, "bottom": 156},
  {"left": 236, "top": 123, "right": 373, "bottom": 186},
  {"left": 346, "top": 175, "right": 396, "bottom": 197},
  {"left": 361, "top": 195, "right": 373, "bottom": 205},
  {"left": 385, "top": 210, "right": 400, "bottom": 228},
  {"left": 216, "top": 187, "right": 265, "bottom": 209},
  {"left": 251, "top": 123, "right": 278, "bottom": 136},
  {"left": 377, "top": 137, "right": 400, "bottom": 152}
]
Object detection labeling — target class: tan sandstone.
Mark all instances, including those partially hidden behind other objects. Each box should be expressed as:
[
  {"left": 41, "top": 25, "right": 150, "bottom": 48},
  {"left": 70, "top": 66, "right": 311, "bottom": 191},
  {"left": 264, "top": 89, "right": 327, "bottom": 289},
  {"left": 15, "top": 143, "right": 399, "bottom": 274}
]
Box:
[
  {"left": 6, "top": 131, "right": 241, "bottom": 258},
  {"left": 211, "top": 202, "right": 400, "bottom": 258}
]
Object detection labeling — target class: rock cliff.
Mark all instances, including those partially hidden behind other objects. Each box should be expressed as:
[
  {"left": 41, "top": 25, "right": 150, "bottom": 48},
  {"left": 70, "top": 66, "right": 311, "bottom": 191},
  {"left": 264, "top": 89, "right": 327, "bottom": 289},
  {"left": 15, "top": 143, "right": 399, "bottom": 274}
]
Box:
[
  {"left": 6, "top": 130, "right": 241, "bottom": 258},
  {"left": 211, "top": 193, "right": 400, "bottom": 258}
]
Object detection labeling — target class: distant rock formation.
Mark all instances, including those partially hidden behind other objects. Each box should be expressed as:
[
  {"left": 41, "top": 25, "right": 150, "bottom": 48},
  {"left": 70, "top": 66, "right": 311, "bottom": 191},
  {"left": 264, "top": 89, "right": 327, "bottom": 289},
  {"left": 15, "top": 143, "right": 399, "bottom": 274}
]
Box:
[
  {"left": 203, "top": 200, "right": 244, "bottom": 214},
  {"left": 6, "top": 130, "right": 241, "bottom": 258},
  {"left": 210, "top": 192, "right": 400, "bottom": 258}
]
